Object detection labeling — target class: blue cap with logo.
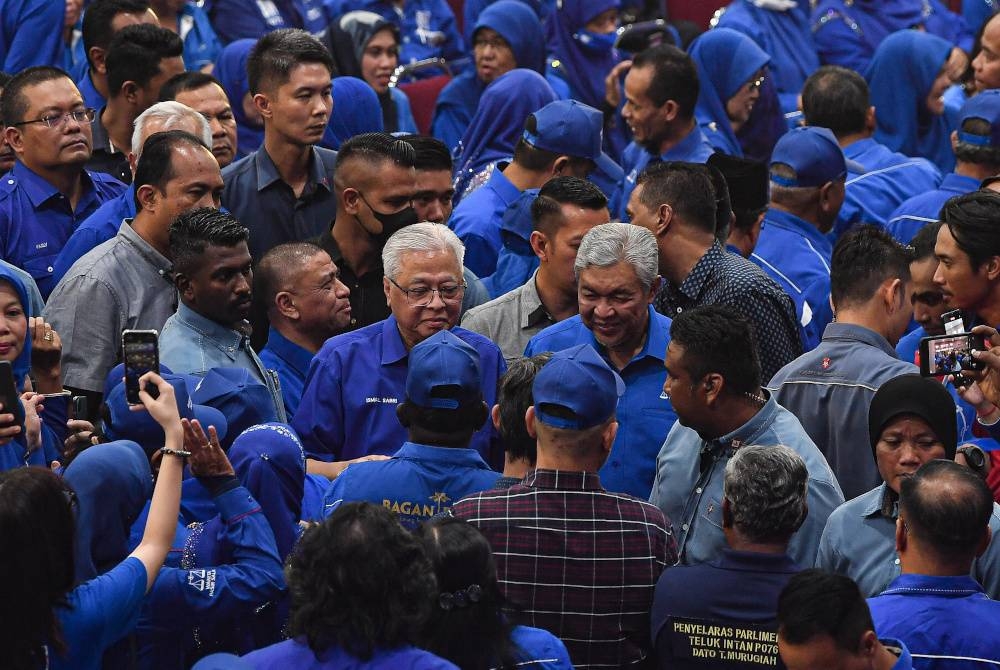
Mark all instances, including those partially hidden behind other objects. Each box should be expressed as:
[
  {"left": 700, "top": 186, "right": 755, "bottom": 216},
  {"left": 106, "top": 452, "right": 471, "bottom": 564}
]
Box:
[
  {"left": 532, "top": 343, "right": 624, "bottom": 430},
  {"left": 770, "top": 126, "right": 864, "bottom": 187},
  {"left": 523, "top": 99, "right": 624, "bottom": 184},
  {"left": 406, "top": 330, "right": 483, "bottom": 410},
  {"left": 957, "top": 89, "right": 1000, "bottom": 148}
]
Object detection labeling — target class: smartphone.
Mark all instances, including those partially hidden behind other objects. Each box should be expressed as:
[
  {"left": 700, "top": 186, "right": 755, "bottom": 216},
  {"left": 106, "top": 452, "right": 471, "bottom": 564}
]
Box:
[
  {"left": 72, "top": 395, "right": 88, "bottom": 419},
  {"left": 0, "top": 360, "right": 24, "bottom": 426},
  {"left": 919, "top": 332, "right": 987, "bottom": 377},
  {"left": 122, "top": 329, "right": 159, "bottom": 404},
  {"left": 942, "top": 309, "right": 965, "bottom": 336}
]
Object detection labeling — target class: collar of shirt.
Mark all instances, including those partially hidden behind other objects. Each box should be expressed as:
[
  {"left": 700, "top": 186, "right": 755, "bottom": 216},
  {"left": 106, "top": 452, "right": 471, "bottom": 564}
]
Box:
[
  {"left": 175, "top": 301, "right": 245, "bottom": 358},
  {"left": 763, "top": 207, "right": 833, "bottom": 256},
  {"left": 843, "top": 137, "right": 881, "bottom": 170},
  {"left": 879, "top": 572, "right": 986, "bottom": 599},
  {"left": 118, "top": 218, "right": 172, "bottom": 276},
  {"left": 252, "top": 145, "right": 332, "bottom": 194},
  {"left": 520, "top": 273, "right": 552, "bottom": 329},
  {"left": 675, "top": 240, "right": 725, "bottom": 302},
  {"left": 938, "top": 172, "right": 981, "bottom": 194},
  {"left": 821, "top": 322, "right": 898, "bottom": 358},
  {"left": 717, "top": 548, "right": 800, "bottom": 573},
  {"left": 487, "top": 165, "right": 522, "bottom": 207},
  {"left": 882, "top": 639, "right": 912, "bottom": 670},
  {"left": 12, "top": 161, "right": 99, "bottom": 209},
  {"left": 264, "top": 326, "right": 314, "bottom": 377},
  {"left": 660, "top": 123, "right": 710, "bottom": 161},
  {"left": 522, "top": 468, "right": 605, "bottom": 491},
  {"left": 92, "top": 107, "right": 121, "bottom": 155},
  {"left": 393, "top": 441, "right": 493, "bottom": 470},
  {"left": 379, "top": 314, "right": 410, "bottom": 365},
  {"left": 710, "top": 392, "right": 779, "bottom": 450},
  {"left": 860, "top": 482, "right": 896, "bottom": 518}
]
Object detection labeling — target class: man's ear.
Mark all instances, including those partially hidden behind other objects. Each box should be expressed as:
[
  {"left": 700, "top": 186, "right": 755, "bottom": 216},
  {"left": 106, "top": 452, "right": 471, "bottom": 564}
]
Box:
[
  {"left": 702, "top": 372, "right": 725, "bottom": 406},
  {"left": 659, "top": 99, "right": 680, "bottom": 124},
  {"left": 984, "top": 255, "right": 1000, "bottom": 282},
  {"left": 121, "top": 80, "right": 140, "bottom": 106},
  {"left": 721, "top": 497, "right": 733, "bottom": 528},
  {"left": 656, "top": 203, "right": 674, "bottom": 236},
  {"left": 552, "top": 156, "right": 570, "bottom": 176},
  {"left": 136, "top": 183, "right": 158, "bottom": 213},
  {"left": 274, "top": 290, "right": 298, "bottom": 320},
  {"left": 895, "top": 515, "right": 907, "bottom": 554},
  {"left": 253, "top": 92, "right": 272, "bottom": 120},
  {"left": 646, "top": 275, "right": 661, "bottom": 304},
  {"left": 342, "top": 187, "right": 362, "bottom": 216},
  {"left": 602, "top": 420, "right": 619, "bottom": 453},
  {"left": 881, "top": 277, "right": 904, "bottom": 313},
  {"left": 866, "top": 105, "right": 877, "bottom": 134},
  {"left": 5, "top": 126, "right": 24, "bottom": 155},
  {"left": 175, "top": 271, "right": 195, "bottom": 302},
  {"left": 819, "top": 180, "right": 843, "bottom": 214},
  {"left": 89, "top": 47, "right": 108, "bottom": 75},
  {"left": 382, "top": 275, "right": 391, "bottom": 305},
  {"left": 530, "top": 230, "right": 549, "bottom": 261},
  {"left": 491, "top": 404, "right": 501, "bottom": 431},
  {"left": 525, "top": 405, "right": 538, "bottom": 439},
  {"left": 950, "top": 129, "right": 959, "bottom": 152}
]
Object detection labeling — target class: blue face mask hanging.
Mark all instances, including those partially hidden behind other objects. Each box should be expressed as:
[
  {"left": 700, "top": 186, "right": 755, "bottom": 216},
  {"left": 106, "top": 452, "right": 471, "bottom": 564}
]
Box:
[{"left": 574, "top": 29, "right": 617, "bottom": 54}]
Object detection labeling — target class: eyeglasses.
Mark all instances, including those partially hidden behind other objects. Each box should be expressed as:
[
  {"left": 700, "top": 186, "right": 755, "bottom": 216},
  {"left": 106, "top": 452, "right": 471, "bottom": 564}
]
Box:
[
  {"left": 388, "top": 276, "right": 465, "bottom": 306},
  {"left": 911, "top": 290, "right": 946, "bottom": 307},
  {"left": 746, "top": 75, "right": 765, "bottom": 91},
  {"left": 473, "top": 37, "right": 509, "bottom": 51},
  {"left": 11, "top": 108, "right": 96, "bottom": 128}
]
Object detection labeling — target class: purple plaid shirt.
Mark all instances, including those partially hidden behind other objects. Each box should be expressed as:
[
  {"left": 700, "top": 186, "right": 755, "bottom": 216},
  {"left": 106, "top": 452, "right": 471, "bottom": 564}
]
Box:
[{"left": 451, "top": 468, "right": 676, "bottom": 669}]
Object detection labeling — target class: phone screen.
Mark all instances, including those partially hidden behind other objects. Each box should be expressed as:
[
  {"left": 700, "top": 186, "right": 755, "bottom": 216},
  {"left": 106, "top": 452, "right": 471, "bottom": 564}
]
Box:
[
  {"left": 123, "top": 332, "right": 159, "bottom": 404},
  {"left": 923, "top": 334, "right": 985, "bottom": 376}
]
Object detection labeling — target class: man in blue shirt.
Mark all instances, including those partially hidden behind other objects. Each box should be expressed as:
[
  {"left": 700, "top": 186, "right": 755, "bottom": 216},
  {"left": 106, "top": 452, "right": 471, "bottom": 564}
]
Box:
[
  {"left": 888, "top": 90, "right": 1000, "bottom": 243},
  {"left": 257, "top": 242, "right": 352, "bottom": 417},
  {"left": 0, "top": 66, "right": 126, "bottom": 297},
  {"left": 148, "top": 0, "right": 221, "bottom": 71},
  {"left": 0, "top": 0, "right": 64, "bottom": 73},
  {"left": 322, "top": 329, "right": 500, "bottom": 528},
  {"left": 208, "top": 0, "right": 331, "bottom": 45},
  {"left": 293, "top": 222, "right": 506, "bottom": 480},
  {"left": 650, "top": 305, "right": 844, "bottom": 568},
  {"left": 524, "top": 223, "right": 675, "bottom": 499},
  {"left": 868, "top": 460, "right": 1000, "bottom": 667}
]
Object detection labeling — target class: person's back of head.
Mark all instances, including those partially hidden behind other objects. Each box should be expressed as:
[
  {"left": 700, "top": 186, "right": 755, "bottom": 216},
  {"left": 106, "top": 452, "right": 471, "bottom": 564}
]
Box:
[
  {"left": 801, "top": 66, "right": 871, "bottom": 140},
  {"left": 630, "top": 44, "right": 699, "bottom": 121},
  {"left": 333, "top": 131, "right": 418, "bottom": 194},
  {"left": 105, "top": 23, "right": 183, "bottom": 102},
  {"left": 706, "top": 163, "right": 734, "bottom": 242},
  {"left": 636, "top": 161, "right": 717, "bottom": 233},
  {"left": 81, "top": 0, "right": 152, "bottom": 70},
  {"left": 169, "top": 207, "right": 249, "bottom": 282},
  {"left": 910, "top": 220, "right": 943, "bottom": 263},
  {"left": 768, "top": 126, "right": 849, "bottom": 231},
  {"left": 512, "top": 111, "right": 595, "bottom": 176},
  {"left": 132, "top": 129, "right": 212, "bottom": 213},
  {"left": 830, "top": 225, "right": 912, "bottom": 318},
  {"left": 952, "top": 90, "right": 1000, "bottom": 175},
  {"left": 669, "top": 304, "right": 762, "bottom": 400},
  {"left": 723, "top": 445, "right": 808, "bottom": 548},
  {"left": 495, "top": 353, "right": 551, "bottom": 467},
  {"left": 246, "top": 28, "right": 335, "bottom": 96},
  {"left": 708, "top": 153, "right": 768, "bottom": 256}
]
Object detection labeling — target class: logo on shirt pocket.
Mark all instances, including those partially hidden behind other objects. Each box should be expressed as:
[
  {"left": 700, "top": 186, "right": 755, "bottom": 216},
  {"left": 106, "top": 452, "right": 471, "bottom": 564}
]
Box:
[{"left": 700, "top": 496, "right": 723, "bottom": 530}]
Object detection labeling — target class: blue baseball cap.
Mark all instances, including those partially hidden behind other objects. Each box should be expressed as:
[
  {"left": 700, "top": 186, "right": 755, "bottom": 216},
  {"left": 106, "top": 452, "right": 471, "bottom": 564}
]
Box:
[
  {"left": 191, "top": 367, "right": 279, "bottom": 450},
  {"left": 770, "top": 126, "right": 864, "bottom": 187},
  {"left": 406, "top": 330, "right": 482, "bottom": 410},
  {"left": 957, "top": 89, "right": 1000, "bottom": 148},
  {"left": 532, "top": 344, "right": 624, "bottom": 430},
  {"left": 103, "top": 361, "right": 173, "bottom": 402},
  {"left": 523, "top": 99, "right": 624, "bottom": 184}
]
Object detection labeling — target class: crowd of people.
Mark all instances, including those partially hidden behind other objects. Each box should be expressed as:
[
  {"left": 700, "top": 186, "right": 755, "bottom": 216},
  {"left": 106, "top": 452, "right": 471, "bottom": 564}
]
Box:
[{"left": 1, "top": 0, "right": 1000, "bottom": 668}]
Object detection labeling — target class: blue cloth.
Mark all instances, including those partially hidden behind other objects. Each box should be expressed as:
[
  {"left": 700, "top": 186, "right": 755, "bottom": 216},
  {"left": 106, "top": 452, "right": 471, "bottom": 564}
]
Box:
[
  {"left": 433, "top": 72, "right": 484, "bottom": 154},
  {"left": 0, "top": 259, "right": 43, "bottom": 317},
  {"left": 320, "top": 76, "right": 383, "bottom": 151},
  {"left": 449, "top": 166, "right": 521, "bottom": 277},
  {"left": 887, "top": 172, "right": 980, "bottom": 243},
  {"left": 547, "top": 0, "right": 620, "bottom": 112},
  {"left": 259, "top": 328, "right": 314, "bottom": 419},
  {"left": 208, "top": 0, "right": 331, "bottom": 44},
  {"left": 0, "top": 0, "right": 64, "bottom": 73},
  {"left": 322, "top": 440, "right": 500, "bottom": 528},
  {"left": 525, "top": 306, "right": 677, "bottom": 499},
  {"left": 482, "top": 187, "right": 539, "bottom": 298},
  {"left": 964, "top": 0, "right": 999, "bottom": 33},
  {"left": 0, "top": 162, "right": 126, "bottom": 297},
  {"left": 292, "top": 315, "right": 506, "bottom": 468},
  {"left": 509, "top": 625, "right": 574, "bottom": 668},
  {"left": 866, "top": 30, "right": 957, "bottom": 172},
  {"left": 51, "top": 184, "right": 135, "bottom": 287},
  {"left": 179, "top": 2, "right": 223, "bottom": 71},
  {"left": 390, "top": 87, "right": 418, "bottom": 134},
  {"left": 464, "top": 0, "right": 551, "bottom": 44},
  {"left": 76, "top": 71, "right": 107, "bottom": 113},
  {"left": 869, "top": 574, "right": 1000, "bottom": 668},
  {"left": 751, "top": 208, "right": 833, "bottom": 351},
  {"left": 687, "top": 28, "right": 770, "bottom": 158},
  {"left": 242, "top": 638, "right": 459, "bottom": 669},
  {"left": 215, "top": 39, "right": 264, "bottom": 160}
]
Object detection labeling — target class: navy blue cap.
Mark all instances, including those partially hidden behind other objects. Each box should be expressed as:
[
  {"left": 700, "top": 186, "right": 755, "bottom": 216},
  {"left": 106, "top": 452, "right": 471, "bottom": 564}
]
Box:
[
  {"left": 406, "top": 330, "right": 482, "bottom": 410},
  {"left": 103, "top": 361, "right": 173, "bottom": 402},
  {"left": 523, "top": 99, "right": 624, "bottom": 184},
  {"left": 532, "top": 344, "right": 624, "bottom": 430},
  {"left": 957, "top": 89, "right": 1000, "bottom": 148},
  {"left": 191, "top": 367, "right": 278, "bottom": 450},
  {"left": 770, "top": 126, "right": 864, "bottom": 187}
]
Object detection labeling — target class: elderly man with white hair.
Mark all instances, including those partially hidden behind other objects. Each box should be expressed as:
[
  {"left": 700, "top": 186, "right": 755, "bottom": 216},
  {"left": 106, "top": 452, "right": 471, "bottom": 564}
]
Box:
[{"left": 293, "top": 221, "right": 507, "bottom": 480}]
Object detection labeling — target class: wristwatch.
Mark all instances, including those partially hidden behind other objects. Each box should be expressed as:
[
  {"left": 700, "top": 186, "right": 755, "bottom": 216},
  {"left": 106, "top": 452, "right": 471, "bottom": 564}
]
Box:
[{"left": 957, "top": 445, "right": 988, "bottom": 477}]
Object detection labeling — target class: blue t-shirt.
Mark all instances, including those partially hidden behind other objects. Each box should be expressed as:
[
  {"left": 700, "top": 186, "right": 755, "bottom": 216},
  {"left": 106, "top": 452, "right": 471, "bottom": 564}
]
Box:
[{"left": 242, "top": 638, "right": 459, "bottom": 669}]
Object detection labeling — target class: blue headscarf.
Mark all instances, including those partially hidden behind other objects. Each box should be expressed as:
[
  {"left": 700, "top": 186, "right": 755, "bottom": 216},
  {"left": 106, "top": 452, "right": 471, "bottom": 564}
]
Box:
[
  {"left": 321, "top": 77, "right": 384, "bottom": 150},
  {"left": 64, "top": 440, "right": 153, "bottom": 583},
  {"left": 548, "top": 0, "right": 621, "bottom": 110},
  {"left": 228, "top": 423, "right": 305, "bottom": 561},
  {"left": 689, "top": 28, "right": 770, "bottom": 157},
  {"left": 866, "top": 30, "right": 954, "bottom": 170},
  {"left": 812, "top": 0, "right": 925, "bottom": 60},
  {"left": 215, "top": 39, "right": 264, "bottom": 159},
  {"left": 453, "top": 69, "right": 558, "bottom": 199},
  {"left": 0, "top": 264, "right": 31, "bottom": 392}
]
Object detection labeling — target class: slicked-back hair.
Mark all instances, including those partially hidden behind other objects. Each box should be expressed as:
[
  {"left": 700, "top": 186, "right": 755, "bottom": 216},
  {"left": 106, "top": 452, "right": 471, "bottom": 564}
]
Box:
[
  {"left": 532, "top": 176, "right": 608, "bottom": 237},
  {"left": 830, "top": 225, "right": 912, "bottom": 309},
  {"left": 574, "top": 222, "right": 659, "bottom": 293},
  {"left": 670, "top": 305, "right": 761, "bottom": 396},
  {"left": 940, "top": 191, "right": 1000, "bottom": 270},
  {"left": 630, "top": 44, "right": 699, "bottom": 119},
  {"left": 1, "top": 66, "right": 72, "bottom": 126},
  {"left": 81, "top": 0, "right": 151, "bottom": 67},
  {"left": 497, "top": 353, "right": 551, "bottom": 464},
  {"left": 105, "top": 24, "right": 183, "bottom": 99},
  {"left": 636, "top": 161, "right": 717, "bottom": 234},
  {"left": 255, "top": 241, "right": 328, "bottom": 316},
  {"left": 724, "top": 445, "right": 808, "bottom": 543},
  {"left": 286, "top": 502, "right": 437, "bottom": 660},
  {"left": 247, "top": 28, "right": 335, "bottom": 95},
  {"left": 133, "top": 130, "right": 211, "bottom": 211},
  {"left": 169, "top": 208, "right": 249, "bottom": 277},
  {"left": 910, "top": 220, "right": 942, "bottom": 262},
  {"left": 400, "top": 134, "right": 452, "bottom": 172},
  {"left": 801, "top": 65, "right": 870, "bottom": 137},
  {"left": 777, "top": 570, "right": 874, "bottom": 653},
  {"left": 158, "top": 71, "right": 225, "bottom": 102}
]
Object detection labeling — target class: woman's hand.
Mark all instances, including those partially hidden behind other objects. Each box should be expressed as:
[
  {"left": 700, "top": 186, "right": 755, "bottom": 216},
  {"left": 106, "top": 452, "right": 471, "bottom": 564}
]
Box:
[
  {"left": 183, "top": 418, "right": 235, "bottom": 478},
  {"left": 130, "top": 372, "right": 181, "bottom": 438},
  {"left": 28, "top": 317, "right": 62, "bottom": 393},
  {"left": 20, "top": 391, "right": 43, "bottom": 454}
]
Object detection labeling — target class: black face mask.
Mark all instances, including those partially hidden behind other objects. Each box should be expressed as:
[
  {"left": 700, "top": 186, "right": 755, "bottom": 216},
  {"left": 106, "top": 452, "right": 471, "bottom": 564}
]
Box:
[{"left": 358, "top": 192, "right": 418, "bottom": 247}]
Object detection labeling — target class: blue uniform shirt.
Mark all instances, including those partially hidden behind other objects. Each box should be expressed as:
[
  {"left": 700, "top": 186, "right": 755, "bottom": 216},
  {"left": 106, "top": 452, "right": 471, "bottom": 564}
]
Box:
[
  {"left": 481, "top": 187, "right": 539, "bottom": 299},
  {"left": 178, "top": 2, "right": 222, "bottom": 71},
  {"left": 259, "top": 326, "right": 314, "bottom": 419},
  {"left": 524, "top": 306, "right": 676, "bottom": 499},
  {"left": 0, "top": 162, "right": 125, "bottom": 297},
  {"left": 244, "top": 639, "right": 459, "bottom": 669},
  {"left": 449, "top": 165, "right": 521, "bottom": 278},
  {"left": 76, "top": 71, "right": 107, "bottom": 112},
  {"left": 292, "top": 315, "right": 506, "bottom": 468},
  {"left": 887, "top": 172, "right": 980, "bottom": 243},
  {"left": 208, "top": 0, "right": 331, "bottom": 44},
  {"left": 0, "top": 0, "right": 64, "bottom": 73},
  {"left": 51, "top": 184, "right": 135, "bottom": 286}
]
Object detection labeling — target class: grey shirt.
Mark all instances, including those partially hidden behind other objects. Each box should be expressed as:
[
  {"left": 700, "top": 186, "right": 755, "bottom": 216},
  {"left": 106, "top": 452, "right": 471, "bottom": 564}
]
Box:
[
  {"left": 460, "top": 272, "right": 555, "bottom": 362},
  {"left": 44, "top": 219, "right": 176, "bottom": 392}
]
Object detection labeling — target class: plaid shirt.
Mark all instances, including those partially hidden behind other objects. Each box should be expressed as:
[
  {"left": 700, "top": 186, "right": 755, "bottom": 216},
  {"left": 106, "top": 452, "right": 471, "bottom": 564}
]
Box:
[{"left": 451, "top": 469, "right": 676, "bottom": 669}]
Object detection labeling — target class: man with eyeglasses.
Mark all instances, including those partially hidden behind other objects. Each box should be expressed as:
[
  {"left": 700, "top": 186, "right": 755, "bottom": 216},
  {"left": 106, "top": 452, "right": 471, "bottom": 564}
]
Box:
[
  {"left": 293, "top": 221, "right": 506, "bottom": 481},
  {"left": 0, "top": 66, "right": 126, "bottom": 297}
]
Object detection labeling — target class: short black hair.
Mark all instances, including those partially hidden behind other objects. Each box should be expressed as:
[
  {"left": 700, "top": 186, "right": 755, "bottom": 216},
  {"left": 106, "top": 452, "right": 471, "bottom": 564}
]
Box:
[
  {"left": 630, "top": 44, "right": 699, "bottom": 119},
  {"left": 105, "top": 24, "right": 183, "bottom": 99},
  {"left": 255, "top": 241, "right": 328, "bottom": 317},
  {"left": 801, "top": 66, "right": 870, "bottom": 137},
  {"left": 532, "top": 176, "right": 608, "bottom": 237},
  {"left": 909, "top": 220, "right": 942, "bottom": 262},
  {"left": 158, "top": 71, "right": 225, "bottom": 102},
  {"left": 400, "top": 134, "right": 452, "bottom": 172},
  {"left": 169, "top": 208, "right": 249, "bottom": 276},
  {"left": 246, "top": 28, "right": 335, "bottom": 95},
  {"left": 133, "top": 130, "right": 211, "bottom": 211},
  {"left": 900, "top": 459, "right": 994, "bottom": 562},
  {"left": 706, "top": 163, "right": 733, "bottom": 241},
  {"left": 830, "top": 225, "right": 912, "bottom": 309},
  {"left": 0, "top": 71, "right": 12, "bottom": 91},
  {"left": 941, "top": 190, "right": 1000, "bottom": 270},
  {"left": 286, "top": 502, "right": 437, "bottom": 660},
  {"left": 334, "top": 131, "right": 417, "bottom": 191},
  {"left": 397, "top": 396, "right": 486, "bottom": 448},
  {"left": 1, "top": 66, "right": 72, "bottom": 126},
  {"left": 670, "top": 305, "right": 761, "bottom": 396},
  {"left": 954, "top": 116, "right": 1000, "bottom": 167},
  {"left": 497, "top": 353, "right": 551, "bottom": 464},
  {"left": 636, "top": 161, "right": 717, "bottom": 233},
  {"left": 81, "top": 0, "right": 151, "bottom": 68},
  {"left": 777, "top": 570, "right": 874, "bottom": 653}
]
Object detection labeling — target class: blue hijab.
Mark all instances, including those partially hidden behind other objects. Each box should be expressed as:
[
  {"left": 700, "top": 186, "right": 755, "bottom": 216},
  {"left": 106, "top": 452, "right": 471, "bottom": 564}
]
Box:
[
  {"left": 689, "top": 28, "right": 770, "bottom": 157},
  {"left": 548, "top": 0, "right": 620, "bottom": 111},
  {"left": 453, "top": 69, "right": 557, "bottom": 199},
  {"left": 0, "top": 265, "right": 31, "bottom": 391},
  {"left": 215, "top": 39, "right": 264, "bottom": 160},
  {"left": 321, "top": 77, "right": 384, "bottom": 150},
  {"left": 64, "top": 440, "right": 152, "bottom": 583},
  {"left": 811, "top": 0, "right": 925, "bottom": 57},
  {"left": 866, "top": 30, "right": 954, "bottom": 170}
]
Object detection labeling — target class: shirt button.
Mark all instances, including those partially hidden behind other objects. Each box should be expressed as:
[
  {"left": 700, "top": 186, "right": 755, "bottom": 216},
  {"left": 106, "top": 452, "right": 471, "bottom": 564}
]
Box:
[
  {"left": 695, "top": 487, "right": 702, "bottom": 494},
  {"left": 894, "top": 558, "right": 900, "bottom": 565},
  {"left": 681, "top": 523, "right": 689, "bottom": 531},
  {"left": 350, "top": 318, "right": 357, "bottom": 325},
  {"left": 676, "top": 307, "right": 683, "bottom": 314},
  {"left": 6, "top": 179, "right": 12, "bottom": 185},
  {"left": 46, "top": 266, "right": 53, "bottom": 272}
]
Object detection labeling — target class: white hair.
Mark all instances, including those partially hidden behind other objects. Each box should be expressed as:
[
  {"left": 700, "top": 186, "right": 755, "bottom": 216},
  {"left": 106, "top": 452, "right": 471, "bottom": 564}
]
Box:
[
  {"left": 382, "top": 222, "right": 465, "bottom": 280},
  {"left": 574, "top": 222, "right": 659, "bottom": 292},
  {"left": 131, "top": 101, "right": 212, "bottom": 158}
]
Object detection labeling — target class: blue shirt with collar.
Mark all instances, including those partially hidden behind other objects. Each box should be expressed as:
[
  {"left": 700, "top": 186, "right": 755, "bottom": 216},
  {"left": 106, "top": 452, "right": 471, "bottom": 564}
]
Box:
[
  {"left": 768, "top": 323, "right": 917, "bottom": 501},
  {"left": 617, "top": 125, "right": 715, "bottom": 221},
  {"left": 0, "top": 0, "right": 64, "bottom": 73},
  {"left": 817, "top": 483, "right": 1000, "bottom": 600},
  {"left": 159, "top": 302, "right": 288, "bottom": 422},
  {"left": 869, "top": 574, "right": 1000, "bottom": 669},
  {"left": 51, "top": 184, "right": 135, "bottom": 286},
  {"left": 208, "top": 0, "right": 331, "bottom": 44},
  {"left": 0, "top": 161, "right": 125, "bottom": 297},
  {"left": 322, "top": 440, "right": 500, "bottom": 529},
  {"left": 649, "top": 393, "right": 844, "bottom": 568},
  {"left": 76, "top": 71, "right": 107, "bottom": 112},
  {"left": 177, "top": 2, "right": 222, "bottom": 71},
  {"left": 259, "top": 326, "right": 314, "bottom": 419},
  {"left": 524, "top": 305, "right": 677, "bottom": 499},
  {"left": 751, "top": 207, "right": 834, "bottom": 351},
  {"left": 448, "top": 165, "right": 522, "bottom": 278},
  {"left": 292, "top": 315, "right": 506, "bottom": 468},
  {"left": 221, "top": 145, "right": 337, "bottom": 260},
  {"left": 887, "top": 172, "right": 981, "bottom": 244}
]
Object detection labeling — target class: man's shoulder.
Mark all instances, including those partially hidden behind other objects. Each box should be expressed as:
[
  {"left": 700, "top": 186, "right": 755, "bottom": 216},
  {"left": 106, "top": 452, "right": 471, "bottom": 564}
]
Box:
[
  {"left": 526, "top": 315, "right": 585, "bottom": 351},
  {"left": 313, "top": 146, "right": 337, "bottom": 175},
  {"left": 53, "top": 234, "right": 127, "bottom": 283},
  {"left": 221, "top": 151, "right": 258, "bottom": 184},
  {"left": 462, "top": 284, "right": 524, "bottom": 323},
  {"left": 315, "top": 320, "right": 387, "bottom": 360}
]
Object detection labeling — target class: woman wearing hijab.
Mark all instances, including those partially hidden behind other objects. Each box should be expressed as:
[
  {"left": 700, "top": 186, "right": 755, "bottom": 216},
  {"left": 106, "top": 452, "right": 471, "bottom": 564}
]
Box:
[
  {"left": 215, "top": 39, "right": 265, "bottom": 160},
  {"left": 337, "top": 11, "right": 418, "bottom": 134},
  {"left": 688, "top": 28, "right": 771, "bottom": 158},
  {"left": 866, "top": 30, "right": 967, "bottom": 172},
  {"left": 320, "top": 77, "right": 384, "bottom": 151}
]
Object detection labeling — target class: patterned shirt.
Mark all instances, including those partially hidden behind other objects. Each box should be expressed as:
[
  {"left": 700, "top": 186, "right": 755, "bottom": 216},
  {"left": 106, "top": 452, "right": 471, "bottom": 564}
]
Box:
[
  {"left": 451, "top": 468, "right": 676, "bottom": 669},
  {"left": 654, "top": 241, "right": 802, "bottom": 381}
]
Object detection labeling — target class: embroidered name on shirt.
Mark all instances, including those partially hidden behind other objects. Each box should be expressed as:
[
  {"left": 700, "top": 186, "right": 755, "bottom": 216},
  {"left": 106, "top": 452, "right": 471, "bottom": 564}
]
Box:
[
  {"left": 187, "top": 568, "right": 217, "bottom": 597},
  {"left": 366, "top": 396, "right": 399, "bottom": 404}
]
